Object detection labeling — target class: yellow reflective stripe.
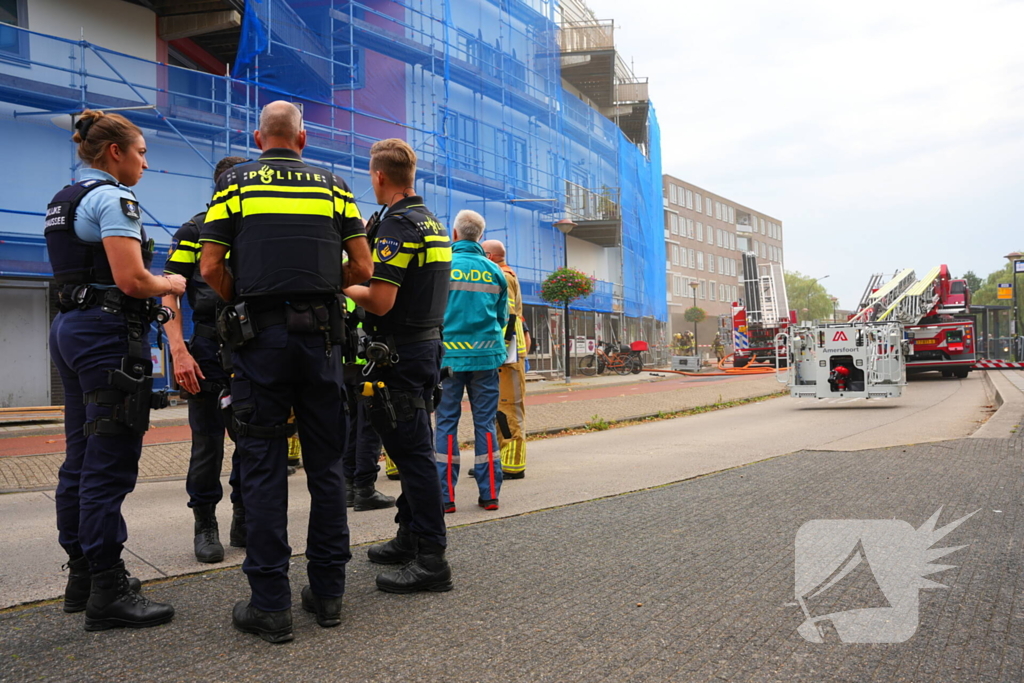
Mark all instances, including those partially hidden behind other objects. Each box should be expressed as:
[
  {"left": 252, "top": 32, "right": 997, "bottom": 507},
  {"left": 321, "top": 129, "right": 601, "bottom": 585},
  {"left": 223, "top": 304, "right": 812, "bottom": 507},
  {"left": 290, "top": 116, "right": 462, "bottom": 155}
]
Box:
[
  {"left": 240, "top": 184, "right": 331, "bottom": 195},
  {"left": 402, "top": 242, "right": 422, "bottom": 250},
  {"left": 335, "top": 197, "right": 362, "bottom": 219},
  {"left": 199, "top": 238, "right": 231, "bottom": 247},
  {"left": 424, "top": 234, "right": 448, "bottom": 242},
  {"left": 241, "top": 196, "right": 332, "bottom": 217},
  {"left": 205, "top": 201, "right": 231, "bottom": 222},
  {"left": 211, "top": 184, "right": 237, "bottom": 201},
  {"left": 425, "top": 246, "right": 452, "bottom": 264},
  {"left": 373, "top": 250, "right": 414, "bottom": 268},
  {"left": 168, "top": 250, "right": 196, "bottom": 264},
  {"left": 333, "top": 186, "right": 354, "bottom": 199},
  {"left": 179, "top": 240, "right": 201, "bottom": 249}
]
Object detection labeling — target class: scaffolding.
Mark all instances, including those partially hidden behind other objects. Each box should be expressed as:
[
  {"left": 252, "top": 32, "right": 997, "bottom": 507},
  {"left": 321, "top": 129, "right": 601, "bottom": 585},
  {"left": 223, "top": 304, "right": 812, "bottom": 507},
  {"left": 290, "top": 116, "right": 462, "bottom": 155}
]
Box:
[{"left": 0, "top": 0, "right": 664, "bottom": 328}]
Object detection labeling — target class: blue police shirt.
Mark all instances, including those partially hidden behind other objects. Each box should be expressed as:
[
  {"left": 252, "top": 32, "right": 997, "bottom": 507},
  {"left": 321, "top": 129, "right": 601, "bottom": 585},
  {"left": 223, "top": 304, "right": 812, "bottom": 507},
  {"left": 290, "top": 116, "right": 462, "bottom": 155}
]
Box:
[{"left": 73, "top": 168, "right": 144, "bottom": 243}]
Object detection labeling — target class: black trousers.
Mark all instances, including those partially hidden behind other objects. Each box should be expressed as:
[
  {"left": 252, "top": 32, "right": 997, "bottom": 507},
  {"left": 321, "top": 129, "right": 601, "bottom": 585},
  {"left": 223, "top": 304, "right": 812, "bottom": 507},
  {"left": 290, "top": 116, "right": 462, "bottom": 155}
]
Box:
[
  {"left": 184, "top": 332, "right": 241, "bottom": 508},
  {"left": 231, "top": 324, "right": 350, "bottom": 611}
]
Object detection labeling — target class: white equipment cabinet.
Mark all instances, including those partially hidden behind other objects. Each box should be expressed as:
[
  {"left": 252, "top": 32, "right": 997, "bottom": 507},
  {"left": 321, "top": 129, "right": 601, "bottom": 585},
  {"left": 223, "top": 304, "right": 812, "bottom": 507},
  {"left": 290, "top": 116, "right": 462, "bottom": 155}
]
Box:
[{"left": 777, "top": 323, "right": 907, "bottom": 400}]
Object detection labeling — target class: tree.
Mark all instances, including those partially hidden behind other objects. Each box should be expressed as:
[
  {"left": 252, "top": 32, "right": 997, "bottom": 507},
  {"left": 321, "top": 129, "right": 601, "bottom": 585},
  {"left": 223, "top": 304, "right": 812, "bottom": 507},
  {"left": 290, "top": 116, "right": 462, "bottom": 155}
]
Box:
[
  {"left": 961, "top": 270, "right": 983, "bottom": 295},
  {"left": 784, "top": 271, "right": 836, "bottom": 321}
]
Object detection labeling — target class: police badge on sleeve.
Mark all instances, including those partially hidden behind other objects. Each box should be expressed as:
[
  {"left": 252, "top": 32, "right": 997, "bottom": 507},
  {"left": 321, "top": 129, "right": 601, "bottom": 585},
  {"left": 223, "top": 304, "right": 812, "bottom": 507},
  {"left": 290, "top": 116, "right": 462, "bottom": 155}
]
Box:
[
  {"left": 376, "top": 236, "right": 401, "bottom": 263},
  {"left": 120, "top": 197, "right": 141, "bottom": 220}
]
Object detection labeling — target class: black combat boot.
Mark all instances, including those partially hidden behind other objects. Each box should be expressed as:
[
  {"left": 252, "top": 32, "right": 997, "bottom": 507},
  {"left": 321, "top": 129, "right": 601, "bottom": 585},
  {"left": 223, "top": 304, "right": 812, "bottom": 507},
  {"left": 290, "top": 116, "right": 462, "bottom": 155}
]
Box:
[
  {"left": 84, "top": 561, "right": 174, "bottom": 631},
  {"left": 63, "top": 555, "right": 141, "bottom": 613},
  {"left": 229, "top": 502, "right": 247, "bottom": 548},
  {"left": 367, "top": 523, "right": 416, "bottom": 564},
  {"left": 354, "top": 485, "right": 396, "bottom": 511},
  {"left": 375, "top": 537, "right": 453, "bottom": 594},
  {"left": 300, "top": 585, "right": 342, "bottom": 628},
  {"left": 345, "top": 478, "right": 354, "bottom": 508},
  {"left": 193, "top": 503, "right": 224, "bottom": 563},
  {"left": 232, "top": 600, "right": 293, "bottom": 644}
]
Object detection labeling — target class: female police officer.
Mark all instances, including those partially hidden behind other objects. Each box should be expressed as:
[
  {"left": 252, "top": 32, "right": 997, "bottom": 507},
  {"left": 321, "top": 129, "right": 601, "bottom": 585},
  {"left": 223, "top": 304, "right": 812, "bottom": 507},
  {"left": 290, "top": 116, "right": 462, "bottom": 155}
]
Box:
[{"left": 46, "top": 109, "right": 183, "bottom": 631}]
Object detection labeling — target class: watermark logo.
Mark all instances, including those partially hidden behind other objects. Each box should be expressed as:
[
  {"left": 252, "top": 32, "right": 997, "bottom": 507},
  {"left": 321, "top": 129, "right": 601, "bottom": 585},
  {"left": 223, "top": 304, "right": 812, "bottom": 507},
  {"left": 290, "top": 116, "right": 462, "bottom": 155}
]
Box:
[{"left": 793, "top": 508, "right": 977, "bottom": 643}]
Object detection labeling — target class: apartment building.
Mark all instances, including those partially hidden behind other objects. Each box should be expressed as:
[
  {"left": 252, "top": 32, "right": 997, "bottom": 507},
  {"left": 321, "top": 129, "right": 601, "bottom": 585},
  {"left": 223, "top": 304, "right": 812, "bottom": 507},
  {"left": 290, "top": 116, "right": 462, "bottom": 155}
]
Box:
[{"left": 663, "top": 175, "right": 785, "bottom": 354}]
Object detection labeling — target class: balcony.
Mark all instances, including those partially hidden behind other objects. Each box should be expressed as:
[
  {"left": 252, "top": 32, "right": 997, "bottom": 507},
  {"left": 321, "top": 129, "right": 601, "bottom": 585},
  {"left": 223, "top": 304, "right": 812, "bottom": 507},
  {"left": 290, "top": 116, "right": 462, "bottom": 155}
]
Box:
[
  {"left": 565, "top": 180, "right": 621, "bottom": 247},
  {"left": 558, "top": 20, "right": 616, "bottom": 107}
]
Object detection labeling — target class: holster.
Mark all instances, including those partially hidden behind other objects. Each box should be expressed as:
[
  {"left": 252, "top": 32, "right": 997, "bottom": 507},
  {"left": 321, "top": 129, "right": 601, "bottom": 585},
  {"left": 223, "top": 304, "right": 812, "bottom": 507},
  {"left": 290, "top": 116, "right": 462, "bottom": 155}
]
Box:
[
  {"left": 83, "top": 359, "right": 168, "bottom": 436},
  {"left": 217, "top": 302, "right": 258, "bottom": 350}
]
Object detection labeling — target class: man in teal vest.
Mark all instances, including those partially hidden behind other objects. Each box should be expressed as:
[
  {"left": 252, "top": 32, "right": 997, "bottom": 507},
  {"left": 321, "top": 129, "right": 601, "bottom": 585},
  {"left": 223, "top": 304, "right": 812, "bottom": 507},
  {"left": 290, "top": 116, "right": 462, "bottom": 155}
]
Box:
[{"left": 434, "top": 210, "right": 508, "bottom": 512}]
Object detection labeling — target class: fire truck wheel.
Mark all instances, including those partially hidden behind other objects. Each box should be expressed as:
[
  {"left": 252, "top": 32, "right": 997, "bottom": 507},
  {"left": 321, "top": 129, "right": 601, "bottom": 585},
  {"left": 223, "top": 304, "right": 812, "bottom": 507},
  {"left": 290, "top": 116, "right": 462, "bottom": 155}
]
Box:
[
  {"left": 954, "top": 369, "right": 969, "bottom": 378},
  {"left": 941, "top": 370, "right": 953, "bottom": 378},
  {"left": 733, "top": 356, "right": 750, "bottom": 368}
]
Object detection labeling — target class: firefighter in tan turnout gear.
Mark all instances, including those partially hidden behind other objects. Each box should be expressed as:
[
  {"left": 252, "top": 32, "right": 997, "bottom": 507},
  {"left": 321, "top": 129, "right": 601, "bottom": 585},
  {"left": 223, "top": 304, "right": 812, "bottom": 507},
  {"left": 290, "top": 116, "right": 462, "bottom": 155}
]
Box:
[{"left": 482, "top": 240, "right": 529, "bottom": 478}]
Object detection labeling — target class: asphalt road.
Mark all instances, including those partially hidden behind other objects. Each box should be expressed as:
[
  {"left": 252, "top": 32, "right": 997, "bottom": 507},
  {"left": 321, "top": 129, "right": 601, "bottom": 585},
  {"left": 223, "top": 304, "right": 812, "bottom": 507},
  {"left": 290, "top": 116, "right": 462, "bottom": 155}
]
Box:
[{"left": 0, "top": 374, "right": 992, "bottom": 610}]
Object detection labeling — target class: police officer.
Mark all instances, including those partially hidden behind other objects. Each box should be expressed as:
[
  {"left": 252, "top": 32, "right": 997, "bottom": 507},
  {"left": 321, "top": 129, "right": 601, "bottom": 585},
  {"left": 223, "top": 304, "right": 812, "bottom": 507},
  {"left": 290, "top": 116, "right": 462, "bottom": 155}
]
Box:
[
  {"left": 343, "top": 137, "right": 454, "bottom": 594},
  {"left": 47, "top": 109, "right": 179, "bottom": 631},
  {"left": 200, "top": 101, "right": 372, "bottom": 643},
  {"left": 342, "top": 296, "right": 394, "bottom": 511},
  {"left": 162, "top": 156, "right": 248, "bottom": 563}
]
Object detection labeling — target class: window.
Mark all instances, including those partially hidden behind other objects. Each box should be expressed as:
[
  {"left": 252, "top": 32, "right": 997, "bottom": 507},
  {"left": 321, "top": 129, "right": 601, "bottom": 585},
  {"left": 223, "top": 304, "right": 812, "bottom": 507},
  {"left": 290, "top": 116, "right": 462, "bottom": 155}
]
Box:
[
  {"left": 706, "top": 199, "right": 712, "bottom": 217},
  {"left": 670, "top": 213, "right": 679, "bottom": 235},
  {"left": 696, "top": 222, "right": 703, "bottom": 242},
  {"left": 761, "top": 219, "right": 766, "bottom": 235},
  {"left": 760, "top": 217, "right": 765, "bottom": 233},
  {"left": 728, "top": 206, "right": 735, "bottom": 224},
  {"left": 1, "top": 0, "right": 29, "bottom": 61},
  {"left": 707, "top": 253, "right": 715, "bottom": 273},
  {"left": 718, "top": 255, "right": 725, "bottom": 273},
  {"left": 729, "top": 232, "right": 736, "bottom": 251},
  {"left": 496, "top": 131, "right": 528, "bottom": 190},
  {"left": 671, "top": 245, "right": 679, "bottom": 265},
  {"left": 715, "top": 202, "right": 721, "bottom": 220},
  {"left": 686, "top": 189, "right": 693, "bottom": 210},
  {"left": 695, "top": 193, "right": 702, "bottom": 213},
  {"left": 687, "top": 218, "right": 695, "bottom": 238},
  {"left": 737, "top": 236, "right": 749, "bottom": 252},
  {"left": 709, "top": 281, "right": 716, "bottom": 301},
  {"left": 669, "top": 184, "right": 677, "bottom": 205},
  {"left": 697, "top": 251, "right": 705, "bottom": 271},
  {"left": 333, "top": 46, "right": 366, "bottom": 91},
  {"left": 689, "top": 249, "right": 696, "bottom": 269},
  {"left": 699, "top": 280, "right": 706, "bottom": 299},
  {"left": 718, "top": 230, "right": 725, "bottom": 248}
]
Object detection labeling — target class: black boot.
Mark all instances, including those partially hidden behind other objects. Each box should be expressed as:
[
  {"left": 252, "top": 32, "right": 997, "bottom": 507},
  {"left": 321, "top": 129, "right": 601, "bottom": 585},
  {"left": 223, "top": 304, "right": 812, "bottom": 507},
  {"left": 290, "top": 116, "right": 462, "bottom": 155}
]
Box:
[
  {"left": 367, "top": 523, "right": 417, "bottom": 565},
  {"left": 376, "top": 537, "right": 453, "bottom": 594},
  {"left": 301, "top": 585, "right": 342, "bottom": 628},
  {"left": 229, "top": 502, "right": 247, "bottom": 548},
  {"left": 84, "top": 561, "right": 174, "bottom": 631},
  {"left": 193, "top": 504, "right": 224, "bottom": 563},
  {"left": 345, "top": 478, "right": 354, "bottom": 508},
  {"left": 63, "top": 556, "right": 141, "bottom": 613},
  {"left": 354, "top": 485, "right": 396, "bottom": 511},
  {"left": 232, "top": 600, "right": 293, "bottom": 644}
]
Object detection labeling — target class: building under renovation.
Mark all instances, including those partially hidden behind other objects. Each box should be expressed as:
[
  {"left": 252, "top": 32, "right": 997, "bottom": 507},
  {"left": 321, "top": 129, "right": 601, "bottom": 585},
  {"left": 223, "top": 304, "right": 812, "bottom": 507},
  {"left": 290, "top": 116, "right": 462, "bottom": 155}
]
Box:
[{"left": 0, "top": 0, "right": 664, "bottom": 406}]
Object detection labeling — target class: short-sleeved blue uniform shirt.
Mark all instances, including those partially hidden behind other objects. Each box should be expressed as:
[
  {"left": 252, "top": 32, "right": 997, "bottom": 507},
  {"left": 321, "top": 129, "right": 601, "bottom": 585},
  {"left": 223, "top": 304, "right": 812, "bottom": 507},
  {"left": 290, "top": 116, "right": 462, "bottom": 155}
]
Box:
[{"left": 73, "top": 168, "right": 144, "bottom": 244}]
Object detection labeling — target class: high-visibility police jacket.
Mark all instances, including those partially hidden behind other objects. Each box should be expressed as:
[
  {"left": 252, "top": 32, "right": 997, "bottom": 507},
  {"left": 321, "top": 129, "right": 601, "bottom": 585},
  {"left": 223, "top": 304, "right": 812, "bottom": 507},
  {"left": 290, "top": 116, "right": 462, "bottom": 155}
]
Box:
[
  {"left": 363, "top": 196, "right": 452, "bottom": 337},
  {"left": 498, "top": 260, "right": 528, "bottom": 357},
  {"left": 164, "top": 212, "right": 221, "bottom": 322},
  {"left": 199, "top": 148, "right": 364, "bottom": 300},
  {"left": 441, "top": 240, "right": 508, "bottom": 372}
]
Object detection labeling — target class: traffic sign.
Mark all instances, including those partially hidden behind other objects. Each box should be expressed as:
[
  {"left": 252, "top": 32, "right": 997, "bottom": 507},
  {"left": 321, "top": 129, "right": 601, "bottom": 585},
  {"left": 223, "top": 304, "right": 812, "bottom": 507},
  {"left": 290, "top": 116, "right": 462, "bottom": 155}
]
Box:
[
  {"left": 998, "top": 283, "right": 1013, "bottom": 300},
  {"left": 1015, "top": 260, "right": 1024, "bottom": 273}
]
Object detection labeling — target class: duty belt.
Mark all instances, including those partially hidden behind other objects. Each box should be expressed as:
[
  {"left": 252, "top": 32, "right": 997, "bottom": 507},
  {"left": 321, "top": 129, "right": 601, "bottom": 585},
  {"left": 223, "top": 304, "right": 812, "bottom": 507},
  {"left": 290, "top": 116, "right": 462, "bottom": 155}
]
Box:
[
  {"left": 192, "top": 322, "right": 218, "bottom": 341},
  {"left": 57, "top": 284, "right": 168, "bottom": 324},
  {"left": 372, "top": 327, "right": 442, "bottom": 347}
]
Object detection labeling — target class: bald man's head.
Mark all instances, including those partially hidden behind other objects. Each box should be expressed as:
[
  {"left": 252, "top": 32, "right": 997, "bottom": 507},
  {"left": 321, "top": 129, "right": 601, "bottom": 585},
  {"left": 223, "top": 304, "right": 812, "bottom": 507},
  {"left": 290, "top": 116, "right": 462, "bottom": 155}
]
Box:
[
  {"left": 482, "top": 239, "right": 505, "bottom": 263},
  {"left": 256, "top": 101, "right": 305, "bottom": 151}
]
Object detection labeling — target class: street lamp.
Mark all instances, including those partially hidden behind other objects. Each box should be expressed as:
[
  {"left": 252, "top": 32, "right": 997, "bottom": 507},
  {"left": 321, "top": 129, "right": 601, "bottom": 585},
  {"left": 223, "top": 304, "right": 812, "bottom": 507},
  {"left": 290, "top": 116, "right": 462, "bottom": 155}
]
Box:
[
  {"left": 1004, "top": 252, "right": 1022, "bottom": 361},
  {"left": 830, "top": 296, "right": 839, "bottom": 323},
  {"left": 689, "top": 280, "right": 699, "bottom": 356},
  {"left": 555, "top": 218, "right": 577, "bottom": 384}
]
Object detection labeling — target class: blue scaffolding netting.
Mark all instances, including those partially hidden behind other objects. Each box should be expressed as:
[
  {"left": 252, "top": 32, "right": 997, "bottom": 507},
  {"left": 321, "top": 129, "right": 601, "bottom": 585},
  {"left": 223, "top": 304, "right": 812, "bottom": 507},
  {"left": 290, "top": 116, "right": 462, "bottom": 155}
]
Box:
[{"left": 0, "top": 0, "right": 664, "bottom": 323}]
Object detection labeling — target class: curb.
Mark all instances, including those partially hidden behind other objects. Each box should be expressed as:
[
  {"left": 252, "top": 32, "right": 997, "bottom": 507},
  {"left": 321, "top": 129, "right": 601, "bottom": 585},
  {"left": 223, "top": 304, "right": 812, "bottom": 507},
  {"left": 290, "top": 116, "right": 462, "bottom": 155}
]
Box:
[{"left": 971, "top": 370, "right": 1020, "bottom": 439}]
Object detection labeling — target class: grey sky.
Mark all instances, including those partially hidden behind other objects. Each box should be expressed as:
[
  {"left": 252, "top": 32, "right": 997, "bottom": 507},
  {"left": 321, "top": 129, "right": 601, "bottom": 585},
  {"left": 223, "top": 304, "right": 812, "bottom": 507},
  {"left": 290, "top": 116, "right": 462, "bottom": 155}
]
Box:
[{"left": 585, "top": 0, "right": 1024, "bottom": 307}]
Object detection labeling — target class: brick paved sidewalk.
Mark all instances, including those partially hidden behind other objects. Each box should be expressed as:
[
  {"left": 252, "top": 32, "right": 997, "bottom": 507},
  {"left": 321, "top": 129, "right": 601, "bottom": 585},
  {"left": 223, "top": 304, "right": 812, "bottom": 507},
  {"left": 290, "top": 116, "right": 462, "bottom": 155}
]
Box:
[
  {"left": 2, "top": 434, "right": 1018, "bottom": 681},
  {"left": 0, "top": 375, "right": 781, "bottom": 492}
]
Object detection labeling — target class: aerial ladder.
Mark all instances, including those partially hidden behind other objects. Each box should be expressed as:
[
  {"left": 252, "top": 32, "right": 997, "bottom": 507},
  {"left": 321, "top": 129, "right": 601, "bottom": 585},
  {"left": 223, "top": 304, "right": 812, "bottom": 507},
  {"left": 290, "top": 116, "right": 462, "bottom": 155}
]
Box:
[{"left": 850, "top": 269, "right": 917, "bottom": 322}]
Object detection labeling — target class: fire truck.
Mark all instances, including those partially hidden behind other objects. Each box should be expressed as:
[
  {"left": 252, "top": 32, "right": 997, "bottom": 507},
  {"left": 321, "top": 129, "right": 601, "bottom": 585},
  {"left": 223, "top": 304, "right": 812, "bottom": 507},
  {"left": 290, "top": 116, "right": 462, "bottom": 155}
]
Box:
[
  {"left": 850, "top": 265, "right": 974, "bottom": 378},
  {"left": 732, "top": 252, "right": 792, "bottom": 368}
]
